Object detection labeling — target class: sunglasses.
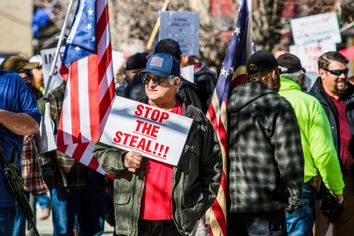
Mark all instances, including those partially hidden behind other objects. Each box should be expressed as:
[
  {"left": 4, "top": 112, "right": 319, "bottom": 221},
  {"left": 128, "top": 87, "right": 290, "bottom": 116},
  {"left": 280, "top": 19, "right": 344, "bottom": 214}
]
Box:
[
  {"left": 142, "top": 74, "right": 173, "bottom": 85},
  {"left": 323, "top": 68, "right": 349, "bottom": 76},
  {"left": 18, "top": 69, "right": 32, "bottom": 75}
]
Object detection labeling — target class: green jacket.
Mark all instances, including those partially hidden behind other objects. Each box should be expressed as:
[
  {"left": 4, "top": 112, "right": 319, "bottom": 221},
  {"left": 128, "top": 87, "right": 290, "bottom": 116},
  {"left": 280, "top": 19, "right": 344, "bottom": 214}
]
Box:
[
  {"left": 93, "top": 101, "right": 222, "bottom": 236},
  {"left": 279, "top": 77, "right": 344, "bottom": 195}
]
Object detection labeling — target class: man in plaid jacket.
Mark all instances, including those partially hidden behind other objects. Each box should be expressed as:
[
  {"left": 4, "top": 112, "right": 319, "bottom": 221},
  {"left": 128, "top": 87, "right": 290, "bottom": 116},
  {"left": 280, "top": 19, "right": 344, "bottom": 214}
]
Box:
[
  {"left": 38, "top": 82, "right": 106, "bottom": 236},
  {"left": 227, "top": 51, "right": 304, "bottom": 235}
]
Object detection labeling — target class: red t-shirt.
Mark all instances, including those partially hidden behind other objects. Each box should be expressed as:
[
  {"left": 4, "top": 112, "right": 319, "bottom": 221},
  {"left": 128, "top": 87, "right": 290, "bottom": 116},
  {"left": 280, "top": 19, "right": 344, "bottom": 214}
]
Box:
[
  {"left": 329, "top": 96, "right": 353, "bottom": 173},
  {"left": 139, "top": 101, "right": 184, "bottom": 220}
]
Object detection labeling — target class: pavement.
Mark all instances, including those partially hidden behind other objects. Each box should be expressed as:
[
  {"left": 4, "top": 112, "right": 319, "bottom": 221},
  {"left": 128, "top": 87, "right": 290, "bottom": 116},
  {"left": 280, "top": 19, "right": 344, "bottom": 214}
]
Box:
[
  {"left": 29, "top": 206, "right": 333, "bottom": 236},
  {"left": 30, "top": 208, "right": 114, "bottom": 236}
]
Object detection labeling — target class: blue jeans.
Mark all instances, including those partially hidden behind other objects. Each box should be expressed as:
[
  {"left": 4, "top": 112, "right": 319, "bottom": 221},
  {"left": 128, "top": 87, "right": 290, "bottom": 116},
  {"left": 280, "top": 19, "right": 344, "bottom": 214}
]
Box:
[
  {"left": 36, "top": 194, "right": 51, "bottom": 209},
  {"left": 12, "top": 200, "right": 26, "bottom": 236},
  {"left": 228, "top": 209, "right": 286, "bottom": 235},
  {"left": 286, "top": 182, "right": 315, "bottom": 236},
  {"left": 51, "top": 172, "right": 106, "bottom": 236},
  {"left": 51, "top": 186, "right": 69, "bottom": 236},
  {"left": 0, "top": 207, "right": 15, "bottom": 236}
]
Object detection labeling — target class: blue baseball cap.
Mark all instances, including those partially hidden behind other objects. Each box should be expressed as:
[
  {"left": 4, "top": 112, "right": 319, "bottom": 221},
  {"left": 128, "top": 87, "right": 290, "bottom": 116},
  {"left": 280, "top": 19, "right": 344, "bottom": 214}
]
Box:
[{"left": 142, "top": 53, "right": 180, "bottom": 77}]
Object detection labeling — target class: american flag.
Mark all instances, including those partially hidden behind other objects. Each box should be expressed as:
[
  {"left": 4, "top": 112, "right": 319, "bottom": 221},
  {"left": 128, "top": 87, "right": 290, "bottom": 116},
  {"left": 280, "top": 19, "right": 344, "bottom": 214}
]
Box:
[
  {"left": 57, "top": 0, "right": 115, "bottom": 174},
  {"left": 207, "top": 0, "right": 252, "bottom": 235}
]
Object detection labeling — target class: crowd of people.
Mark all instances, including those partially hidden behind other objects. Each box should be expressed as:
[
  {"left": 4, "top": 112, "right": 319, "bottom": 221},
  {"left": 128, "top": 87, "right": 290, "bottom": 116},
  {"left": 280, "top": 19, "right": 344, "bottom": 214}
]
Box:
[{"left": 0, "top": 37, "right": 353, "bottom": 236}]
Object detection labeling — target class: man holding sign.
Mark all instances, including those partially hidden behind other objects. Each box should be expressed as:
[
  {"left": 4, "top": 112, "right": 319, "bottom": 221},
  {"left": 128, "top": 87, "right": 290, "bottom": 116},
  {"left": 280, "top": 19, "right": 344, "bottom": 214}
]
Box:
[{"left": 94, "top": 53, "right": 221, "bottom": 236}]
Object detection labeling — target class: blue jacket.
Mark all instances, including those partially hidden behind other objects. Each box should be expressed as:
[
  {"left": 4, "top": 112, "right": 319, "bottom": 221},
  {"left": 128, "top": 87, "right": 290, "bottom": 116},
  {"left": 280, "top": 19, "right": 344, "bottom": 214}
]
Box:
[{"left": 0, "top": 71, "right": 40, "bottom": 207}]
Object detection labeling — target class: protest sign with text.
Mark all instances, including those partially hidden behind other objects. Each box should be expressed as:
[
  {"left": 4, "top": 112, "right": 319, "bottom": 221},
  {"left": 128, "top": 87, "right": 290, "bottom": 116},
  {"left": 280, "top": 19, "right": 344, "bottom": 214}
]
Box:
[
  {"left": 289, "top": 42, "right": 336, "bottom": 72},
  {"left": 290, "top": 12, "right": 341, "bottom": 46},
  {"left": 40, "top": 47, "right": 65, "bottom": 92},
  {"left": 100, "top": 96, "right": 193, "bottom": 166},
  {"left": 159, "top": 11, "right": 199, "bottom": 56}
]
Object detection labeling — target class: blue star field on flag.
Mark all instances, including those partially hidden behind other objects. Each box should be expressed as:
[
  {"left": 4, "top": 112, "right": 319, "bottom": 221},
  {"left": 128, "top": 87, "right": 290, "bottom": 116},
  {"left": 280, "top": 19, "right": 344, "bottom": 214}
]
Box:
[
  {"left": 62, "top": 0, "right": 96, "bottom": 65},
  {"left": 215, "top": 0, "right": 249, "bottom": 106}
]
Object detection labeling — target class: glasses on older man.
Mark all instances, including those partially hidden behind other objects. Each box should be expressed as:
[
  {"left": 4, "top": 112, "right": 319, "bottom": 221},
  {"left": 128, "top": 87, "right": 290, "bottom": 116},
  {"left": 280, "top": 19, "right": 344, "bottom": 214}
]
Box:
[
  {"left": 323, "top": 68, "right": 349, "bottom": 76},
  {"left": 142, "top": 74, "right": 174, "bottom": 85},
  {"left": 18, "top": 69, "right": 32, "bottom": 75}
]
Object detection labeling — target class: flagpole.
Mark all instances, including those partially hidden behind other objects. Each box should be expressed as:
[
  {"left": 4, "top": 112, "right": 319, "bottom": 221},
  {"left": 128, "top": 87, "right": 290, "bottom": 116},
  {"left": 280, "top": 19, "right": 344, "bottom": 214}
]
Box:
[
  {"left": 246, "top": 0, "right": 253, "bottom": 59},
  {"left": 43, "top": 0, "right": 75, "bottom": 98},
  {"left": 146, "top": 0, "right": 170, "bottom": 51}
]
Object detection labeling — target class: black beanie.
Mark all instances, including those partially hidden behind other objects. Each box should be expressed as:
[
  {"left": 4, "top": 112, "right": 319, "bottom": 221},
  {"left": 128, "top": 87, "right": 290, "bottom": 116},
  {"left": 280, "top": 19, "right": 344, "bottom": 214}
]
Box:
[{"left": 125, "top": 52, "right": 148, "bottom": 70}]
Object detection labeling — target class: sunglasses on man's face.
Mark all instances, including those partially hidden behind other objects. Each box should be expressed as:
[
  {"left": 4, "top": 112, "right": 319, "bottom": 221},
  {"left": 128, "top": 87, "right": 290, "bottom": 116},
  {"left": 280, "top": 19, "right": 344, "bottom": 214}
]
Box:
[
  {"left": 18, "top": 69, "right": 33, "bottom": 76},
  {"left": 142, "top": 74, "right": 172, "bottom": 85},
  {"left": 324, "top": 68, "right": 349, "bottom": 76}
]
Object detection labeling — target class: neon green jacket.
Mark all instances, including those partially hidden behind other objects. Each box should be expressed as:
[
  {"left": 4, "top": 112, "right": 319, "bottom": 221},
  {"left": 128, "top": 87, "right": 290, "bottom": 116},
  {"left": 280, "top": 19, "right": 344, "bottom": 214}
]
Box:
[{"left": 279, "top": 77, "right": 344, "bottom": 195}]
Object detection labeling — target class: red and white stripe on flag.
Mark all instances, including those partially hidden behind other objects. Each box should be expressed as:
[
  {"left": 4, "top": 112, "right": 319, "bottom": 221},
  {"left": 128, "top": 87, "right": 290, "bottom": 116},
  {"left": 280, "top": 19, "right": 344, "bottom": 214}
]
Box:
[
  {"left": 207, "top": 0, "right": 252, "bottom": 234},
  {"left": 57, "top": 0, "right": 115, "bottom": 176}
]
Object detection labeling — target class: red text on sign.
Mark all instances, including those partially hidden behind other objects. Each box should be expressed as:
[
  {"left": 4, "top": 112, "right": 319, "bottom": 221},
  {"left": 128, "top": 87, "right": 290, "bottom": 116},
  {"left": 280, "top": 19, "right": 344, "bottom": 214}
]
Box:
[
  {"left": 135, "top": 120, "right": 160, "bottom": 138},
  {"left": 113, "top": 131, "right": 170, "bottom": 159},
  {"left": 134, "top": 104, "right": 169, "bottom": 123}
]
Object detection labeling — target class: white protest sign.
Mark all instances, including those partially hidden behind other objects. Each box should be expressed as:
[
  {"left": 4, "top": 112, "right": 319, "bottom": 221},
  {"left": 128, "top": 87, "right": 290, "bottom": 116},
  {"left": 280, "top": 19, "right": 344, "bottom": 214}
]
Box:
[
  {"left": 290, "top": 12, "right": 341, "bottom": 45},
  {"left": 40, "top": 47, "right": 65, "bottom": 92},
  {"left": 289, "top": 42, "right": 336, "bottom": 72},
  {"left": 159, "top": 11, "right": 200, "bottom": 56},
  {"left": 100, "top": 96, "right": 193, "bottom": 166},
  {"left": 112, "top": 51, "right": 125, "bottom": 79},
  {"left": 181, "top": 65, "right": 195, "bottom": 83}
]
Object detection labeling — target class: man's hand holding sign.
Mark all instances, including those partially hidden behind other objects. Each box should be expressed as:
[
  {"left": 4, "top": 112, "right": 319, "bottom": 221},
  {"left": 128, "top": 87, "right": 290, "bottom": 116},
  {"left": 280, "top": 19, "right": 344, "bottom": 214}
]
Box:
[
  {"left": 94, "top": 52, "right": 221, "bottom": 236},
  {"left": 122, "top": 151, "right": 142, "bottom": 170}
]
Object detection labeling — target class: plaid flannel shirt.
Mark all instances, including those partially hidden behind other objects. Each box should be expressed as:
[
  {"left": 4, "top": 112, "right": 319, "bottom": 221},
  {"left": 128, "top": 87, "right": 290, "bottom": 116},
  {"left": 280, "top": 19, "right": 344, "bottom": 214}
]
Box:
[
  {"left": 22, "top": 135, "right": 48, "bottom": 195},
  {"left": 38, "top": 83, "right": 87, "bottom": 189},
  {"left": 228, "top": 82, "right": 304, "bottom": 213}
]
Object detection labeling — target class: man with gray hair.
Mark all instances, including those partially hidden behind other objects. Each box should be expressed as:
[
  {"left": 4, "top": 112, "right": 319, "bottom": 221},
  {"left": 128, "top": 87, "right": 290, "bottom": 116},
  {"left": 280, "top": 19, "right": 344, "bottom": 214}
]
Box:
[
  {"left": 277, "top": 53, "right": 344, "bottom": 235},
  {"left": 94, "top": 52, "right": 221, "bottom": 236}
]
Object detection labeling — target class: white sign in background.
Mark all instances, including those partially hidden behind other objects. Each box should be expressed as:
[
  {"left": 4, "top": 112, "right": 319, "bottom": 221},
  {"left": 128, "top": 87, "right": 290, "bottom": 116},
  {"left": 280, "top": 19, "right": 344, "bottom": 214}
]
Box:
[
  {"left": 100, "top": 96, "right": 193, "bottom": 166},
  {"left": 159, "top": 11, "right": 200, "bottom": 56},
  {"left": 289, "top": 42, "right": 336, "bottom": 73},
  {"left": 40, "top": 47, "right": 65, "bottom": 92},
  {"left": 181, "top": 65, "right": 195, "bottom": 83},
  {"left": 290, "top": 12, "right": 341, "bottom": 46},
  {"left": 112, "top": 51, "right": 125, "bottom": 79},
  {"left": 290, "top": 42, "right": 336, "bottom": 90}
]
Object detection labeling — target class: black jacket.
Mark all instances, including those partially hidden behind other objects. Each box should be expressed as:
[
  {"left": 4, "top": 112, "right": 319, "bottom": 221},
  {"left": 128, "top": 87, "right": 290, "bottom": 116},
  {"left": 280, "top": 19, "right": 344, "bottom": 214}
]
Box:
[
  {"left": 178, "top": 78, "right": 203, "bottom": 110},
  {"left": 194, "top": 63, "right": 216, "bottom": 113},
  {"left": 309, "top": 78, "right": 354, "bottom": 154},
  {"left": 116, "top": 74, "right": 146, "bottom": 103},
  {"left": 94, "top": 98, "right": 221, "bottom": 236}
]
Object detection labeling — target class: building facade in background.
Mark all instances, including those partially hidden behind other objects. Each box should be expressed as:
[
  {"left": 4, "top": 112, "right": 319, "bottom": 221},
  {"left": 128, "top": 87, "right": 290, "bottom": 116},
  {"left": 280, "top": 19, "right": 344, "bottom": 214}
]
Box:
[{"left": 0, "top": 0, "right": 33, "bottom": 57}]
